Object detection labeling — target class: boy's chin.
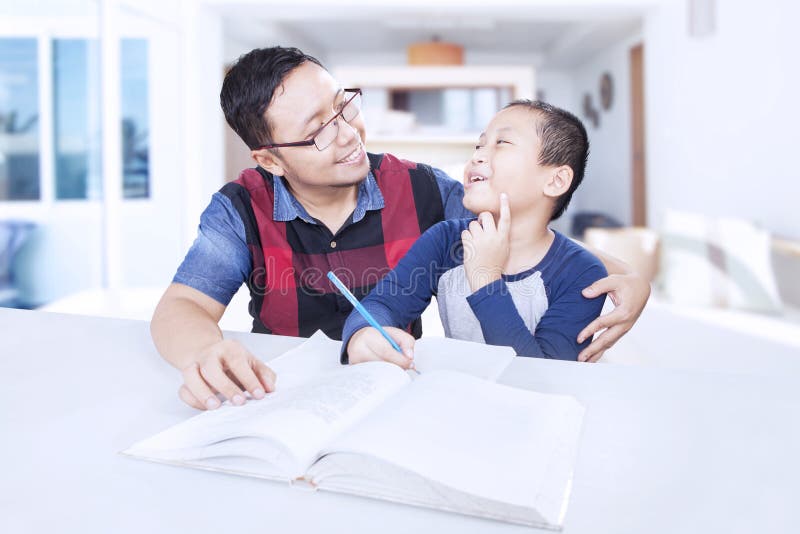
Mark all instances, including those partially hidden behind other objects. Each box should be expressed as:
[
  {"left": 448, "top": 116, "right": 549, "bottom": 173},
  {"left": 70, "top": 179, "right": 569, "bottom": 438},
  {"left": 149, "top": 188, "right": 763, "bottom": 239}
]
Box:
[{"left": 463, "top": 197, "right": 499, "bottom": 215}]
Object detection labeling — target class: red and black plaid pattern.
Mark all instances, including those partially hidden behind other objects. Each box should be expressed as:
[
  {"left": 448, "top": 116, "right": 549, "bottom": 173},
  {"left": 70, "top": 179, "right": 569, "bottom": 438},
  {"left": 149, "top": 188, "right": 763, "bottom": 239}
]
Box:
[{"left": 222, "top": 153, "right": 445, "bottom": 339}]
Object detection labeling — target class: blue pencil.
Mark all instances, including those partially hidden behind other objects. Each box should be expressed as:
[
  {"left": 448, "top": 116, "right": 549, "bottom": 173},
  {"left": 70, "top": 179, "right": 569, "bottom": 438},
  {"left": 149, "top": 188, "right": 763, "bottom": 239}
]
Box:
[{"left": 327, "top": 271, "right": 403, "bottom": 354}]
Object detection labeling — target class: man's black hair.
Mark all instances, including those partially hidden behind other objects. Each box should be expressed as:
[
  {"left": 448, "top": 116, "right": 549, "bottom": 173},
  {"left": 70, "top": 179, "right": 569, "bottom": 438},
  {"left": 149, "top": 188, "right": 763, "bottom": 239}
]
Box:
[
  {"left": 504, "top": 99, "right": 590, "bottom": 220},
  {"left": 221, "top": 46, "right": 324, "bottom": 150}
]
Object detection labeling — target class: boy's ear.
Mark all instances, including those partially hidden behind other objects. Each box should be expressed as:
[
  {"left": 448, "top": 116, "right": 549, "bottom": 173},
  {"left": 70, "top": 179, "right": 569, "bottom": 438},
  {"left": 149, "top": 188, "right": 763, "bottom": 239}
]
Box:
[
  {"left": 543, "top": 166, "right": 574, "bottom": 199},
  {"left": 251, "top": 148, "right": 286, "bottom": 177}
]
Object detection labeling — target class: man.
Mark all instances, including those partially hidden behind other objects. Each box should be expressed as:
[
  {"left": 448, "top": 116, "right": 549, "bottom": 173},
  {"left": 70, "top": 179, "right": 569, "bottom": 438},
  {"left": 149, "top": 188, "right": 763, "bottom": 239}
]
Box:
[{"left": 150, "top": 47, "right": 650, "bottom": 411}]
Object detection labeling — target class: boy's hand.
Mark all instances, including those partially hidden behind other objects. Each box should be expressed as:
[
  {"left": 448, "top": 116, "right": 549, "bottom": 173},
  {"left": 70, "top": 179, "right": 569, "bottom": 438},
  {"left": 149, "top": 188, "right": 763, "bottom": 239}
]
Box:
[
  {"left": 462, "top": 193, "right": 511, "bottom": 293},
  {"left": 178, "top": 339, "right": 276, "bottom": 410},
  {"left": 576, "top": 272, "right": 651, "bottom": 362},
  {"left": 347, "top": 327, "right": 416, "bottom": 369}
]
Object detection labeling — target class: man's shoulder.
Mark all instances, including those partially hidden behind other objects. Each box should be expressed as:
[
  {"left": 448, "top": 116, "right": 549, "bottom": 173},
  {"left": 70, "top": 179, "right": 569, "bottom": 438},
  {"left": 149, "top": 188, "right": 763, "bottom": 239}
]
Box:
[
  {"left": 370, "top": 152, "right": 436, "bottom": 175},
  {"left": 222, "top": 167, "right": 271, "bottom": 197}
]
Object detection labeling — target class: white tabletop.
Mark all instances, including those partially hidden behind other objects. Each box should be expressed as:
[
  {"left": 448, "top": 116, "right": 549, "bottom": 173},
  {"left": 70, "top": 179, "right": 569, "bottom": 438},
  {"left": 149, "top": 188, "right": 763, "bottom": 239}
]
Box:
[{"left": 1, "top": 307, "right": 798, "bottom": 533}]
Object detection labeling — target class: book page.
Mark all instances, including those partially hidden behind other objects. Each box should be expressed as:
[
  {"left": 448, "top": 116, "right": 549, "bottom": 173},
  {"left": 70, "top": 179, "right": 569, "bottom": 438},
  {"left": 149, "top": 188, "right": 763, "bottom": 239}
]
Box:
[
  {"left": 124, "top": 361, "right": 410, "bottom": 479},
  {"left": 318, "top": 371, "right": 584, "bottom": 527},
  {"left": 413, "top": 337, "right": 515, "bottom": 381},
  {"left": 267, "top": 330, "right": 516, "bottom": 384},
  {"left": 267, "top": 330, "right": 344, "bottom": 390}
]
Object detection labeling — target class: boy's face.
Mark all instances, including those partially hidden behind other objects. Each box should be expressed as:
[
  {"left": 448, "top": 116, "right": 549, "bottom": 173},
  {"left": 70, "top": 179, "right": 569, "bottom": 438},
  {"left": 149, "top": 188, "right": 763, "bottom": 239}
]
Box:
[
  {"left": 257, "top": 62, "right": 369, "bottom": 188},
  {"left": 462, "top": 106, "right": 552, "bottom": 216}
]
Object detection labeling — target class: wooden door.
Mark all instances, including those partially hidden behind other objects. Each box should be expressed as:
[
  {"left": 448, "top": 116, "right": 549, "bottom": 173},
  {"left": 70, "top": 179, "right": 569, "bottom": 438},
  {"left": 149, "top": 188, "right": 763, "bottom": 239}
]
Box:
[{"left": 630, "top": 44, "right": 647, "bottom": 226}]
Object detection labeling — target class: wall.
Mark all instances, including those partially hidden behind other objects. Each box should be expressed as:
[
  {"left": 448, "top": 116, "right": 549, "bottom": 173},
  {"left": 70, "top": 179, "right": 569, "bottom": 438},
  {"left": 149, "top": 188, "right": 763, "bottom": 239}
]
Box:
[
  {"left": 644, "top": 0, "right": 800, "bottom": 239},
  {"left": 565, "top": 31, "right": 643, "bottom": 226}
]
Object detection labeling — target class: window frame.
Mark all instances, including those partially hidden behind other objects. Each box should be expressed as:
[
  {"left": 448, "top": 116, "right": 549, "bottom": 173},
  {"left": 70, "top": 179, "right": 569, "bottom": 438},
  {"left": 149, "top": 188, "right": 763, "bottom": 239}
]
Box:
[{"left": 0, "top": 16, "right": 152, "bottom": 217}]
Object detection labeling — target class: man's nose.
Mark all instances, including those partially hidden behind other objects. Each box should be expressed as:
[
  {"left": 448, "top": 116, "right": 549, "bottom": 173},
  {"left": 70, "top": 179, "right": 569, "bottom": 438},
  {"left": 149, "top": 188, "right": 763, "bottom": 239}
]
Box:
[{"left": 335, "top": 118, "right": 358, "bottom": 145}]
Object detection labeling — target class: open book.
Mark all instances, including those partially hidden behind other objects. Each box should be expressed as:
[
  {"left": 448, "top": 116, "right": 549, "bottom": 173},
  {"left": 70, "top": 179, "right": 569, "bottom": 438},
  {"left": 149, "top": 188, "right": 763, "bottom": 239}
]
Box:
[{"left": 124, "top": 332, "right": 585, "bottom": 529}]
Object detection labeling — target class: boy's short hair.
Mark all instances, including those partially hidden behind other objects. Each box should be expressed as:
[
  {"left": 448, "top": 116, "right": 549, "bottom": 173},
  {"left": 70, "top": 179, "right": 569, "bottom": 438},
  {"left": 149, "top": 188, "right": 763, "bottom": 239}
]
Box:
[
  {"left": 504, "top": 100, "right": 589, "bottom": 221},
  {"left": 220, "top": 46, "right": 325, "bottom": 150}
]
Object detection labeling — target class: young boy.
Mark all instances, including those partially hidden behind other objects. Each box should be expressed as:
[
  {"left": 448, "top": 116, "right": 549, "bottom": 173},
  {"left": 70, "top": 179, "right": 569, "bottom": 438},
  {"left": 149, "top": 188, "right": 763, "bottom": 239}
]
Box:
[{"left": 341, "top": 100, "right": 607, "bottom": 366}]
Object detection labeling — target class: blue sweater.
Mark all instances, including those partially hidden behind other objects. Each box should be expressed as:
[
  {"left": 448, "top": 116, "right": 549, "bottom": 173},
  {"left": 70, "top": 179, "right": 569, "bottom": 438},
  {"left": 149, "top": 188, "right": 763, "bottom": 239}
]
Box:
[{"left": 341, "top": 219, "right": 608, "bottom": 361}]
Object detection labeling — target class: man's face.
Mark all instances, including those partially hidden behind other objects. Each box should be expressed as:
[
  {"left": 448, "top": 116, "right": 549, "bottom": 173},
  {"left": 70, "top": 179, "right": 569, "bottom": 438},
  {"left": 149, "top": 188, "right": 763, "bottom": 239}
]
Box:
[
  {"left": 263, "top": 62, "right": 369, "bottom": 188},
  {"left": 462, "top": 106, "right": 551, "bottom": 216}
]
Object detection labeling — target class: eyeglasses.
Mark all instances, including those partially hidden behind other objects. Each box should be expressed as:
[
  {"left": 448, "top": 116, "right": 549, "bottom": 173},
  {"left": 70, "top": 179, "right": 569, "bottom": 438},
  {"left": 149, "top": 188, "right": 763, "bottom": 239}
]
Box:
[{"left": 256, "top": 88, "right": 362, "bottom": 152}]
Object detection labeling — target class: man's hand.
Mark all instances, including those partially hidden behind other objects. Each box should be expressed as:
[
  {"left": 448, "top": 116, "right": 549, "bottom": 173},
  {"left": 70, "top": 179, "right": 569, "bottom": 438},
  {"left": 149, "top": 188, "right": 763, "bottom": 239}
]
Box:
[
  {"left": 178, "top": 339, "right": 276, "bottom": 410},
  {"left": 347, "top": 326, "right": 416, "bottom": 369},
  {"left": 577, "top": 272, "right": 651, "bottom": 362},
  {"left": 462, "top": 193, "right": 511, "bottom": 293}
]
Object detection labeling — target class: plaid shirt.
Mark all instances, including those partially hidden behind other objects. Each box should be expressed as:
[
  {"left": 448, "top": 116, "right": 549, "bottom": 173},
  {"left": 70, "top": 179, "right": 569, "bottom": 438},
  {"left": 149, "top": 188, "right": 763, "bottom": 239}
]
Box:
[{"left": 174, "top": 153, "right": 470, "bottom": 339}]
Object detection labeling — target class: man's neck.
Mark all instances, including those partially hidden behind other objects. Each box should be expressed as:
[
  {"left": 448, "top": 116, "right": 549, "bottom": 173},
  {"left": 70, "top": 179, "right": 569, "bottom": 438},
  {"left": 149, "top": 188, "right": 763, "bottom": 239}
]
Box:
[
  {"left": 286, "top": 180, "right": 360, "bottom": 235},
  {"left": 503, "top": 209, "right": 555, "bottom": 275}
]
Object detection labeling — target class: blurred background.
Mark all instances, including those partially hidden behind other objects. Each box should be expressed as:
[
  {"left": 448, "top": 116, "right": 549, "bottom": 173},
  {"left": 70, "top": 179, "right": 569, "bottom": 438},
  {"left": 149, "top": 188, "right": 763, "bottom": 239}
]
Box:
[{"left": 1, "top": 0, "right": 798, "bottom": 369}]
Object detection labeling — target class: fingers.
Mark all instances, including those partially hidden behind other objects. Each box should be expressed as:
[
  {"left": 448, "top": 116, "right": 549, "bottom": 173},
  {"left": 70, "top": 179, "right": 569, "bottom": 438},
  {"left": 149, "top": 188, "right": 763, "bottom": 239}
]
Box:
[
  {"left": 586, "top": 349, "right": 606, "bottom": 364},
  {"left": 349, "top": 327, "right": 414, "bottom": 369},
  {"left": 478, "top": 211, "right": 495, "bottom": 232},
  {"left": 181, "top": 362, "right": 221, "bottom": 410},
  {"left": 224, "top": 352, "right": 268, "bottom": 400},
  {"left": 393, "top": 330, "right": 416, "bottom": 360},
  {"left": 347, "top": 328, "right": 383, "bottom": 364},
  {"left": 178, "top": 383, "right": 206, "bottom": 410},
  {"left": 578, "top": 325, "right": 625, "bottom": 362},
  {"left": 577, "top": 314, "right": 612, "bottom": 344},
  {"left": 180, "top": 340, "right": 277, "bottom": 410},
  {"left": 582, "top": 274, "right": 619, "bottom": 299},
  {"left": 368, "top": 329, "right": 414, "bottom": 370},
  {"left": 199, "top": 360, "right": 247, "bottom": 406},
  {"left": 468, "top": 219, "right": 483, "bottom": 236},
  {"left": 497, "top": 193, "right": 511, "bottom": 236},
  {"left": 253, "top": 360, "right": 277, "bottom": 393}
]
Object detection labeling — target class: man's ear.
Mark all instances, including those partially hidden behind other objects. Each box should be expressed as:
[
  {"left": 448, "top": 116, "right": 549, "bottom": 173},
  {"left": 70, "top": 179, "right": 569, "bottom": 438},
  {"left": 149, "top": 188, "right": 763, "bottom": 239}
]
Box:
[
  {"left": 251, "top": 148, "right": 286, "bottom": 177},
  {"left": 543, "top": 166, "right": 574, "bottom": 199}
]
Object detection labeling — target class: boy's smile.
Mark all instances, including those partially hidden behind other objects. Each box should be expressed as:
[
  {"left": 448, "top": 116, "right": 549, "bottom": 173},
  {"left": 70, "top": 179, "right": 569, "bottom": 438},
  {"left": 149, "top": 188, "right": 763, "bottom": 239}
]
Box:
[{"left": 464, "top": 170, "right": 491, "bottom": 188}]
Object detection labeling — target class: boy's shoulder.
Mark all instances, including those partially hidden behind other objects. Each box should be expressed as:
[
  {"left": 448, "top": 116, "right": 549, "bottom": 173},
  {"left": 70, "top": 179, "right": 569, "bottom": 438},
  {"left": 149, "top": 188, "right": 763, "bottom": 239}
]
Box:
[{"left": 544, "top": 230, "right": 608, "bottom": 279}]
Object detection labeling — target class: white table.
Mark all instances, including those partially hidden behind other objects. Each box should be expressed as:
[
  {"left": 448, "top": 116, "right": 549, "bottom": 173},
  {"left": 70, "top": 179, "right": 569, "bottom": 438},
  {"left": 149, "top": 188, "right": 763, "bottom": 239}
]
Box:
[{"left": 1, "top": 307, "right": 798, "bottom": 533}]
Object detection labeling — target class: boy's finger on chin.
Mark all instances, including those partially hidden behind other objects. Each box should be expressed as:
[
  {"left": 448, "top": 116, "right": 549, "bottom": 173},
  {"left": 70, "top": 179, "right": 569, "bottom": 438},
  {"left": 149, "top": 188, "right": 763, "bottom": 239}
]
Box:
[{"left": 479, "top": 212, "right": 494, "bottom": 229}]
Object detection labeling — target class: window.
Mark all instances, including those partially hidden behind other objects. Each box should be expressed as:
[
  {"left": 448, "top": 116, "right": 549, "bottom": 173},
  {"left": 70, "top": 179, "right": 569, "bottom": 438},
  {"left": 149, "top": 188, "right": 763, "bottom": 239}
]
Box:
[
  {"left": 53, "top": 38, "right": 101, "bottom": 200},
  {"left": 0, "top": 38, "right": 40, "bottom": 201},
  {"left": 121, "top": 38, "right": 149, "bottom": 199},
  {"left": 0, "top": 36, "right": 150, "bottom": 203}
]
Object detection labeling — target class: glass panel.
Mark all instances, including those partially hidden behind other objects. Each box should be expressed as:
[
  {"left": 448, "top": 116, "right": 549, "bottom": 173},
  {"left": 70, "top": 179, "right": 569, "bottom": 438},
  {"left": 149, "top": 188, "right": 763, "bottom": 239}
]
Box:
[
  {"left": 121, "top": 38, "right": 149, "bottom": 199},
  {"left": 0, "top": 38, "right": 40, "bottom": 201},
  {"left": 53, "top": 38, "right": 101, "bottom": 200}
]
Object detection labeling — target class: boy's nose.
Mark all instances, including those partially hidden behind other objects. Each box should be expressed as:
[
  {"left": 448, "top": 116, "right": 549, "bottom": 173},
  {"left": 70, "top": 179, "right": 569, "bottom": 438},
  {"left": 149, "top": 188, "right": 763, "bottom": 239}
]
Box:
[{"left": 472, "top": 152, "right": 487, "bottom": 164}]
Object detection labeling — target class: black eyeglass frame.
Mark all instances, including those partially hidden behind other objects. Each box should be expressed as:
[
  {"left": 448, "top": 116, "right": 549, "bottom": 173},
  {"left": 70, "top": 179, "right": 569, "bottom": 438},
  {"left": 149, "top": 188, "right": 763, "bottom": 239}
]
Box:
[{"left": 255, "top": 88, "right": 363, "bottom": 151}]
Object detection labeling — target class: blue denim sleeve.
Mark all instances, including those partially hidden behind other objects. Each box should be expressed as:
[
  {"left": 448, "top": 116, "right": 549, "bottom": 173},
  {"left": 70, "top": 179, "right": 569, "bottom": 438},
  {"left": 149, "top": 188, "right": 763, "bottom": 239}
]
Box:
[
  {"left": 432, "top": 167, "right": 474, "bottom": 220},
  {"left": 172, "top": 192, "right": 251, "bottom": 305}
]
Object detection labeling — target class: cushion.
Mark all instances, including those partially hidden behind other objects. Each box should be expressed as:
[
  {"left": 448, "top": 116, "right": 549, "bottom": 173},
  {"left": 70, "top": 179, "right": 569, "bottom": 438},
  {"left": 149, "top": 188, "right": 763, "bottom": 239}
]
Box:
[{"left": 658, "top": 211, "right": 782, "bottom": 314}]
